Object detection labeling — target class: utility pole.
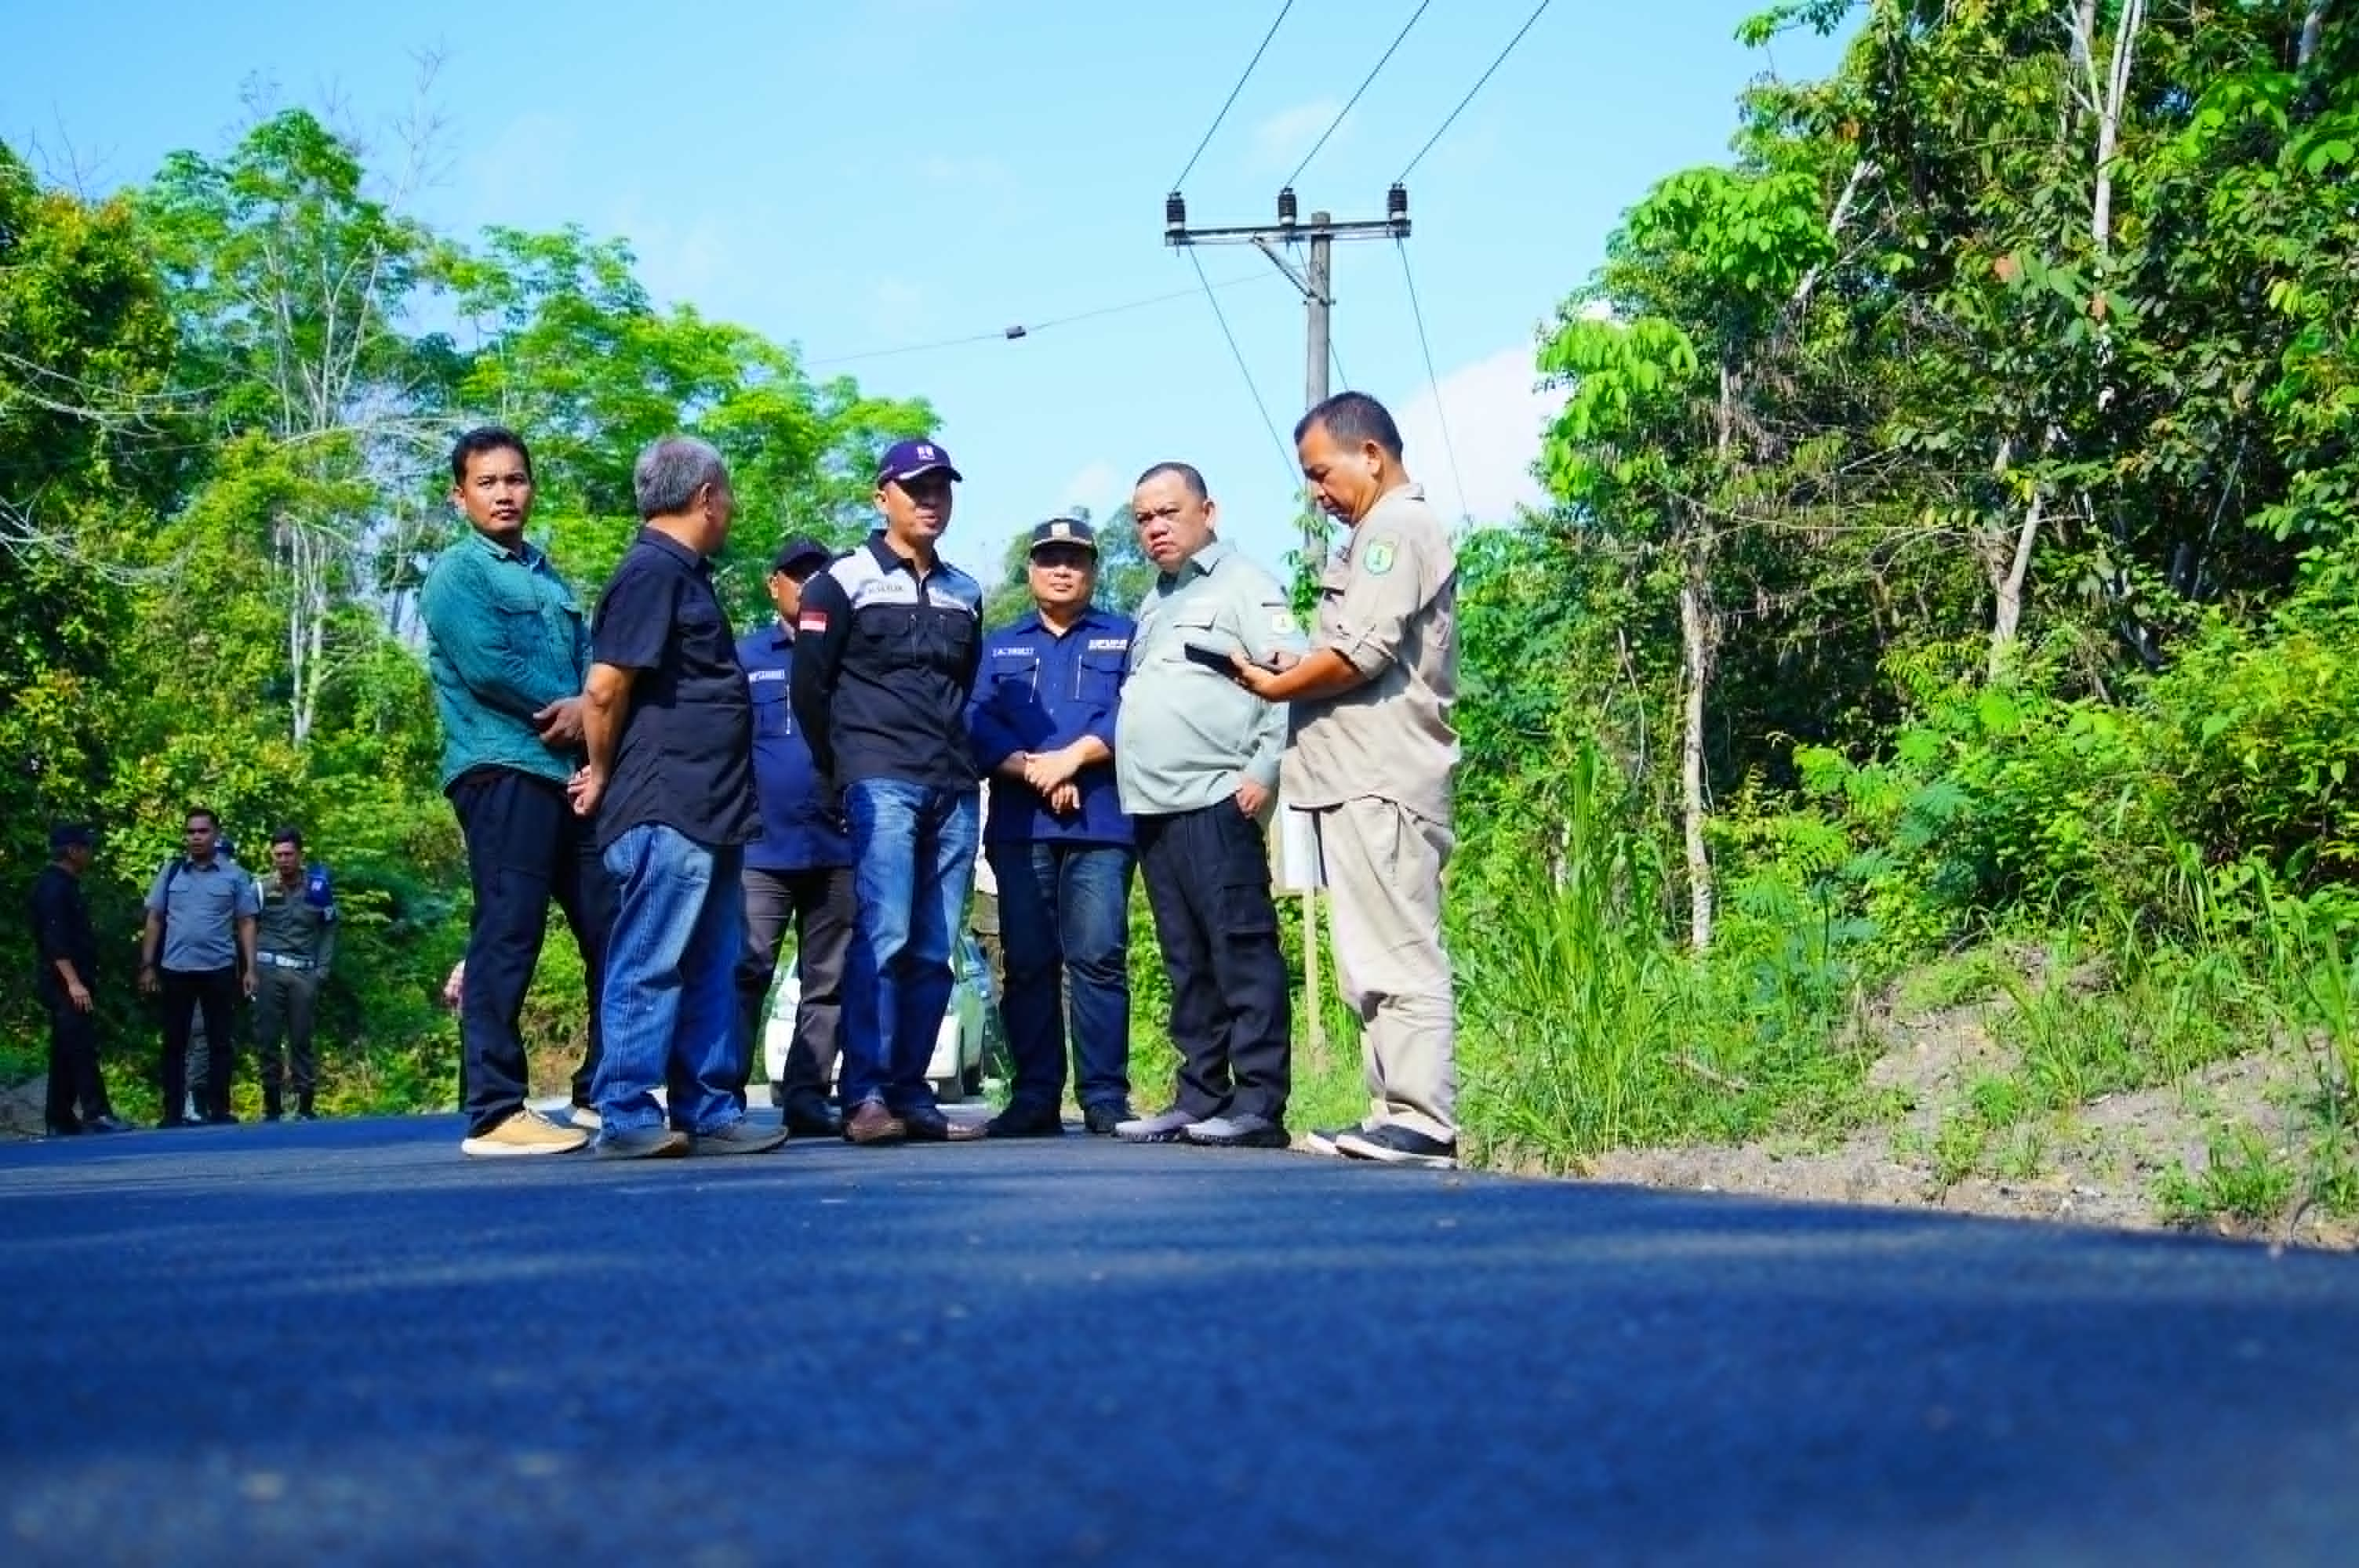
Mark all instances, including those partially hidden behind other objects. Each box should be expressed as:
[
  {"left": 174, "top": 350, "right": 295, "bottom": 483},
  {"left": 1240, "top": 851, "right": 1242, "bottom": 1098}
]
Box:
[{"left": 1164, "top": 183, "right": 1412, "bottom": 1069}]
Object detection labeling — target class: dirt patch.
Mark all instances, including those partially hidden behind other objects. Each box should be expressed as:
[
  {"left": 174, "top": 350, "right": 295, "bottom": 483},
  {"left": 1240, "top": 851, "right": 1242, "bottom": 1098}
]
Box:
[{"left": 1591, "top": 997, "right": 2356, "bottom": 1250}]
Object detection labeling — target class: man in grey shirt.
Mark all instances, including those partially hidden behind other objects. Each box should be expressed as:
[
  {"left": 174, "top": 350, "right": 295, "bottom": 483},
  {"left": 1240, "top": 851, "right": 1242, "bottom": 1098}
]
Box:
[
  {"left": 140, "top": 806, "right": 260, "bottom": 1126},
  {"left": 1111, "top": 461, "right": 1304, "bottom": 1149}
]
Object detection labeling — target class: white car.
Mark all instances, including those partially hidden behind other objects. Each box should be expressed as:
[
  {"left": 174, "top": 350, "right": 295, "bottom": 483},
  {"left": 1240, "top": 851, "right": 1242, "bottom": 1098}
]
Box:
[{"left": 760, "top": 929, "right": 1003, "bottom": 1103}]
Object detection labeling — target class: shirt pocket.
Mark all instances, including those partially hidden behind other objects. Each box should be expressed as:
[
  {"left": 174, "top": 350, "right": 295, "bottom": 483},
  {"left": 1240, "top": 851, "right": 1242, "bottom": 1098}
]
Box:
[
  {"left": 1164, "top": 608, "right": 1224, "bottom": 666},
  {"left": 1076, "top": 648, "right": 1128, "bottom": 703},
  {"left": 751, "top": 683, "right": 794, "bottom": 739}
]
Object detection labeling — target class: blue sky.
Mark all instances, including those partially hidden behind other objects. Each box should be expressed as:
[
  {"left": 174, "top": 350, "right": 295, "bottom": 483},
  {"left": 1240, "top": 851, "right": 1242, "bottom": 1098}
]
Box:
[{"left": 7, "top": 0, "right": 1848, "bottom": 581}]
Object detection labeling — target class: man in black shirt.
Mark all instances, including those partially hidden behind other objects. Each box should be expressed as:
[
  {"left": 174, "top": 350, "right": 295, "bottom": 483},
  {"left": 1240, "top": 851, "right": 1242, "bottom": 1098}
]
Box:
[
  {"left": 791, "top": 437, "right": 987, "bottom": 1145},
  {"left": 32, "top": 823, "right": 131, "bottom": 1136},
  {"left": 572, "top": 435, "right": 788, "bottom": 1160}
]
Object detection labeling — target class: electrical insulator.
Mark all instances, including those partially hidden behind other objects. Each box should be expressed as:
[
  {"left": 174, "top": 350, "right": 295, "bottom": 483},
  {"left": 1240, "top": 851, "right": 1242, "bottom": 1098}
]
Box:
[
  {"left": 1165, "top": 191, "right": 1187, "bottom": 237},
  {"left": 1387, "top": 183, "right": 1408, "bottom": 227},
  {"left": 1278, "top": 187, "right": 1298, "bottom": 227}
]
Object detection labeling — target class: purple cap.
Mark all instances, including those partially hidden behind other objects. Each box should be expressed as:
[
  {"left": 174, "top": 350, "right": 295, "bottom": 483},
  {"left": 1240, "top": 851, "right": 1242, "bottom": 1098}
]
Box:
[{"left": 877, "top": 438, "right": 962, "bottom": 485}]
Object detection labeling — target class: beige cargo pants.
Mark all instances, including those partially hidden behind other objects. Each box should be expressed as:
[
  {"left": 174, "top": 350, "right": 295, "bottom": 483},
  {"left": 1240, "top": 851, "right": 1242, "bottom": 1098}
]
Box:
[{"left": 1309, "top": 796, "right": 1456, "bottom": 1142}]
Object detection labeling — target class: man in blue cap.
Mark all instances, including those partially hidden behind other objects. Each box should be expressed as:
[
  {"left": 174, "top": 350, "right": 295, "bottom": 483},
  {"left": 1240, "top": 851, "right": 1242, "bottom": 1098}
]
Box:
[
  {"left": 32, "top": 823, "right": 133, "bottom": 1137},
  {"left": 791, "top": 437, "right": 988, "bottom": 1145},
  {"left": 732, "top": 532, "right": 856, "bottom": 1138},
  {"left": 967, "top": 516, "right": 1139, "bottom": 1136}
]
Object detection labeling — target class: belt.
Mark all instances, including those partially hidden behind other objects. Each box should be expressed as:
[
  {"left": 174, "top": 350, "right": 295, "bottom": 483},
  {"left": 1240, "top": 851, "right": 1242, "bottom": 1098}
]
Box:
[{"left": 258, "top": 952, "right": 316, "bottom": 971}]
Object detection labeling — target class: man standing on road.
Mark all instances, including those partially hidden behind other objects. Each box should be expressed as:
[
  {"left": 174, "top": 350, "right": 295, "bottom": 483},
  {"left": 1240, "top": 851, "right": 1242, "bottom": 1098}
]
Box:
[
  {"left": 33, "top": 823, "right": 132, "bottom": 1138},
  {"left": 140, "top": 807, "right": 259, "bottom": 1127},
  {"left": 1230, "top": 392, "right": 1461, "bottom": 1170},
  {"left": 572, "top": 436, "right": 787, "bottom": 1161},
  {"left": 252, "top": 827, "right": 336, "bottom": 1122},
  {"left": 791, "top": 438, "right": 987, "bottom": 1146},
  {"left": 968, "top": 517, "right": 1138, "bottom": 1138},
  {"left": 733, "top": 535, "right": 855, "bottom": 1139},
  {"left": 421, "top": 425, "right": 612, "bottom": 1159},
  {"left": 1112, "top": 463, "right": 1303, "bottom": 1149}
]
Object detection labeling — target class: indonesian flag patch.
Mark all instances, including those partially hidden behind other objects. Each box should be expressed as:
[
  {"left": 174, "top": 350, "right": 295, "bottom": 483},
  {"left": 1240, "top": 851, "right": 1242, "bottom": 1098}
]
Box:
[{"left": 798, "top": 611, "right": 829, "bottom": 634}]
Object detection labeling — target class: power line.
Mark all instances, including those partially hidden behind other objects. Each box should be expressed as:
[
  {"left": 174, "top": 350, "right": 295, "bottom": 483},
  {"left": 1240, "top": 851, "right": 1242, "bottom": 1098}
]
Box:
[
  {"left": 1184, "top": 248, "right": 1298, "bottom": 488},
  {"left": 1396, "top": 238, "right": 1470, "bottom": 524},
  {"left": 1398, "top": 0, "right": 1558, "bottom": 181},
  {"left": 1172, "top": 0, "right": 1299, "bottom": 191},
  {"left": 805, "top": 272, "right": 1270, "bottom": 368},
  {"left": 1285, "top": 0, "right": 1434, "bottom": 188},
  {"left": 1329, "top": 339, "right": 1350, "bottom": 391}
]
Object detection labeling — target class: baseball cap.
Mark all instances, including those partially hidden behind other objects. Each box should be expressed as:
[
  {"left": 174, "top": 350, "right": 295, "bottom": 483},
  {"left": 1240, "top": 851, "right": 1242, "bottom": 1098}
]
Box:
[
  {"left": 1027, "top": 517, "right": 1099, "bottom": 557},
  {"left": 876, "top": 438, "right": 962, "bottom": 485},
  {"left": 49, "top": 822, "right": 93, "bottom": 852},
  {"left": 769, "top": 535, "right": 833, "bottom": 576}
]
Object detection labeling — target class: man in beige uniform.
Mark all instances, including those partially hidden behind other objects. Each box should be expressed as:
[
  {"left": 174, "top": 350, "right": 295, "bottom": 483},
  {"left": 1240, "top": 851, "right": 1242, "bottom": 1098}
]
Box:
[{"left": 1230, "top": 390, "right": 1459, "bottom": 1168}]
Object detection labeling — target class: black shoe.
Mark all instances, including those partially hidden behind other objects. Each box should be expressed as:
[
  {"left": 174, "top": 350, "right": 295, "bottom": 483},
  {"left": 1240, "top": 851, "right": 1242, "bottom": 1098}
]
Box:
[
  {"left": 901, "top": 1108, "right": 987, "bottom": 1143},
  {"left": 205, "top": 1111, "right": 240, "bottom": 1126},
  {"left": 692, "top": 1117, "right": 791, "bottom": 1156},
  {"left": 986, "top": 1102, "right": 1064, "bottom": 1138},
  {"left": 83, "top": 1114, "right": 134, "bottom": 1135},
  {"left": 43, "top": 1122, "right": 81, "bottom": 1138},
  {"left": 1081, "top": 1102, "right": 1132, "bottom": 1136},
  {"left": 1336, "top": 1123, "right": 1458, "bottom": 1169},
  {"left": 781, "top": 1096, "right": 843, "bottom": 1138},
  {"left": 294, "top": 1109, "right": 319, "bottom": 1122}
]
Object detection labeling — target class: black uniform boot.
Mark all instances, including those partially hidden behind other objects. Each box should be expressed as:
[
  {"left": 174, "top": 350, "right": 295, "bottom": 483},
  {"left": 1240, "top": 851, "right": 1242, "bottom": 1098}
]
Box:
[{"left": 263, "top": 1085, "right": 283, "bottom": 1123}]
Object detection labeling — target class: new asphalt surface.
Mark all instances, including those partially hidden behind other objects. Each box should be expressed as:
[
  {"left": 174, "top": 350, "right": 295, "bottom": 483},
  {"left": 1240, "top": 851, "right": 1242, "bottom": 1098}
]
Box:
[{"left": 2, "top": 1109, "right": 2356, "bottom": 1566}]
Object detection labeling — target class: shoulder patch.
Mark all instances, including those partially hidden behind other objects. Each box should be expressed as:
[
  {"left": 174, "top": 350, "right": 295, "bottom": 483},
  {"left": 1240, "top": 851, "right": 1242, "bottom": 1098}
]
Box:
[
  {"left": 1270, "top": 609, "right": 1298, "bottom": 634},
  {"left": 798, "top": 610, "right": 830, "bottom": 634},
  {"left": 1361, "top": 539, "right": 1398, "bottom": 576}
]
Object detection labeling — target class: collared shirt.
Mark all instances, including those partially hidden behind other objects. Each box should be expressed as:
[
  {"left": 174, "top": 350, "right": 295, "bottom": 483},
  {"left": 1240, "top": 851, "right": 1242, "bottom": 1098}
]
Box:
[
  {"left": 969, "top": 604, "right": 1136, "bottom": 847},
  {"left": 739, "top": 619, "right": 854, "bottom": 872},
  {"left": 791, "top": 532, "right": 983, "bottom": 793},
  {"left": 31, "top": 863, "right": 97, "bottom": 1002},
  {"left": 144, "top": 854, "right": 261, "bottom": 972},
  {"left": 1283, "top": 482, "right": 1460, "bottom": 824},
  {"left": 1115, "top": 538, "right": 1305, "bottom": 817},
  {"left": 419, "top": 528, "right": 593, "bottom": 792},
  {"left": 255, "top": 869, "right": 337, "bottom": 969},
  {"left": 588, "top": 527, "right": 758, "bottom": 851}
]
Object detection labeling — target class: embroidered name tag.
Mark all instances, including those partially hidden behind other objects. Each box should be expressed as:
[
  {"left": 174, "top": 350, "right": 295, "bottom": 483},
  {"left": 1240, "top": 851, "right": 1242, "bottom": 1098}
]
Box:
[
  {"left": 994, "top": 645, "right": 1038, "bottom": 658},
  {"left": 747, "top": 668, "right": 787, "bottom": 684},
  {"left": 1086, "top": 637, "right": 1129, "bottom": 652}
]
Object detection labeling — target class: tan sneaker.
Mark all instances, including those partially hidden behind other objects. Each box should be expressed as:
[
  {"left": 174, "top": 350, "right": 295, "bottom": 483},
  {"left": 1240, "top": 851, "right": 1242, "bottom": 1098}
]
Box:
[{"left": 460, "top": 1108, "right": 591, "bottom": 1159}]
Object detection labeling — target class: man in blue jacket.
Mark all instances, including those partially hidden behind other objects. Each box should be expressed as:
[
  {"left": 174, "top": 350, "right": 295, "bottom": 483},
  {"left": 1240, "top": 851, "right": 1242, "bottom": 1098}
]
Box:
[
  {"left": 967, "top": 517, "right": 1138, "bottom": 1137},
  {"left": 733, "top": 535, "right": 856, "bottom": 1138}
]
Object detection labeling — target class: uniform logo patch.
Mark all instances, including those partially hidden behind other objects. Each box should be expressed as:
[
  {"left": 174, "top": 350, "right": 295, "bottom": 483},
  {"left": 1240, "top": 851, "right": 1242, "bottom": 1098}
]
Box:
[
  {"left": 747, "top": 667, "right": 786, "bottom": 683},
  {"left": 798, "top": 611, "right": 829, "bottom": 634},
  {"left": 1085, "top": 637, "right": 1129, "bottom": 652},
  {"left": 1362, "top": 539, "right": 1398, "bottom": 576},
  {"left": 1269, "top": 610, "right": 1297, "bottom": 634}
]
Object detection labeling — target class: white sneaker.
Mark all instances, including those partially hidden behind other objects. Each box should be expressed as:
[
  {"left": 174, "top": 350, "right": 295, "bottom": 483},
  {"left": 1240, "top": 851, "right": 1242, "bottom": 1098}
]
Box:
[
  {"left": 569, "top": 1102, "right": 602, "bottom": 1129},
  {"left": 460, "top": 1108, "right": 591, "bottom": 1158},
  {"left": 1115, "top": 1107, "right": 1198, "bottom": 1144}
]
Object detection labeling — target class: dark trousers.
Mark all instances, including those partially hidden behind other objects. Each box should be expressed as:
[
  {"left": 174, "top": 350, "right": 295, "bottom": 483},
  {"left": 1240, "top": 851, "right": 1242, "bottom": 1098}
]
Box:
[
  {"left": 45, "top": 999, "right": 113, "bottom": 1130},
  {"left": 732, "top": 863, "right": 856, "bottom": 1110},
  {"left": 450, "top": 767, "right": 616, "bottom": 1135},
  {"left": 988, "top": 839, "right": 1135, "bottom": 1114},
  {"left": 161, "top": 967, "right": 238, "bottom": 1123},
  {"left": 254, "top": 963, "right": 321, "bottom": 1112},
  {"left": 1134, "top": 802, "right": 1291, "bottom": 1122}
]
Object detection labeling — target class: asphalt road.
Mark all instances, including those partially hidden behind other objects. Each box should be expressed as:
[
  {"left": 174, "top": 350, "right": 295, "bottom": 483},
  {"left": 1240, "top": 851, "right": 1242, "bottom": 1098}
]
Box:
[{"left": 1, "top": 1112, "right": 2355, "bottom": 1566}]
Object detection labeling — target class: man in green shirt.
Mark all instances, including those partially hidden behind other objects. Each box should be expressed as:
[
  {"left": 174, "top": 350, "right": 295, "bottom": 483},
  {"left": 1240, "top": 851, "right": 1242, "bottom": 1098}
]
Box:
[
  {"left": 419, "top": 425, "right": 610, "bottom": 1158},
  {"left": 252, "top": 826, "right": 336, "bottom": 1121},
  {"left": 1111, "top": 461, "right": 1303, "bottom": 1149}
]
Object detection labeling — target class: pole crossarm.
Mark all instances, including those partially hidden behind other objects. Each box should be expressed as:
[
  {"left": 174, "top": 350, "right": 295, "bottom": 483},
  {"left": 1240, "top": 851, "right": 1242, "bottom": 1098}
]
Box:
[{"left": 1166, "top": 216, "right": 1408, "bottom": 245}]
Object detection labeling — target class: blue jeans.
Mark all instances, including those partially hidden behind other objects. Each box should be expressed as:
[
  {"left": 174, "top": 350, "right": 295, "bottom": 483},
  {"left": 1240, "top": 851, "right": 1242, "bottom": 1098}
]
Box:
[
  {"left": 594, "top": 823, "right": 745, "bottom": 1136},
  {"left": 987, "top": 840, "right": 1134, "bottom": 1112},
  {"left": 841, "top": 779, "right": 980, "bottom": 1114}
]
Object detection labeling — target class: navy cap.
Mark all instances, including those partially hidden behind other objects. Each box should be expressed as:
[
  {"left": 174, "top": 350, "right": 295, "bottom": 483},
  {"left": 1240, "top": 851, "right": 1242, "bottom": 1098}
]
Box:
[
  {"left": 876, "top": 438, "right": 962, "bottom": 485},
  {"left": 769, "top": 535, "right": 833, "bottom": 576},
  {"left": 49, "top": 822, "right": 93, "bottom": 852},
  {"left": 1027, "top": 517, "right": 1099, "bottom": 557}
]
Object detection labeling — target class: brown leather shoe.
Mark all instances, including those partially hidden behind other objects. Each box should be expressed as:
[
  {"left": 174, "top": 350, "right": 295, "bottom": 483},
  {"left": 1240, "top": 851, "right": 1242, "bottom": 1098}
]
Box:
[{"left": 844, "top": 1099, "right": 907, "bottom": 1145}]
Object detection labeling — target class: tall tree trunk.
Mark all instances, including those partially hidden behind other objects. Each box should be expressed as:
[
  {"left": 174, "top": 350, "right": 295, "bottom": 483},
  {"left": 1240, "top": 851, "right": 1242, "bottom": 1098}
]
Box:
[{"left": 1678, "top": 556, "right": 1715, "bottom": 952}]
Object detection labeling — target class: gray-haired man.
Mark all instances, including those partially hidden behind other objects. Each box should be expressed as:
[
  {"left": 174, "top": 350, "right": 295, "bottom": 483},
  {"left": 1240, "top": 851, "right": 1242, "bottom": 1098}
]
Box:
[{"left": 571, "top": 436, "right": 787, "bottom": 1160}]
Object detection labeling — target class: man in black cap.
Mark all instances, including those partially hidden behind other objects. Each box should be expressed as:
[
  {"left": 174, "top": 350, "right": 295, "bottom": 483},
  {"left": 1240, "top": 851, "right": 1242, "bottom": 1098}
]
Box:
[
  {"left": 32, "top": 824, "right": 131, "bottom": 1137},
  {"left": 732, "top": 534, "right": 856, "bottom": 1136},
  {"left": 791, "top": 437, "right": 987, "bottom": 1145},
  {"left": 966, "top": 517, "right": 1140, "bottom": 1135}
]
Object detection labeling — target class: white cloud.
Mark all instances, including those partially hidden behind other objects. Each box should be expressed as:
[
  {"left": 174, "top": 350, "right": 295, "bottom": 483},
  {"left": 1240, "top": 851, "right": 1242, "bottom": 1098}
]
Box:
[
  {"left": 1058, "top": 460, "right": 1119, "bottom": 514},
  {"left": 1251, "top": 99, "right": 1341, "bottom": 172},
  {"left": 463, "top": 112, "right": 577, "bottom": 220},
  {"left": 1394, "top": 344, "right": 1559, "bottom": 525}
]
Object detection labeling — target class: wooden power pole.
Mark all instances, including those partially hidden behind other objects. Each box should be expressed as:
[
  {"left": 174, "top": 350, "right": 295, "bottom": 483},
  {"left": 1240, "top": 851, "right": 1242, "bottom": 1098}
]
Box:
[{"left": 1163, "top": 183, "right": 1413, "bottom": 1065}]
